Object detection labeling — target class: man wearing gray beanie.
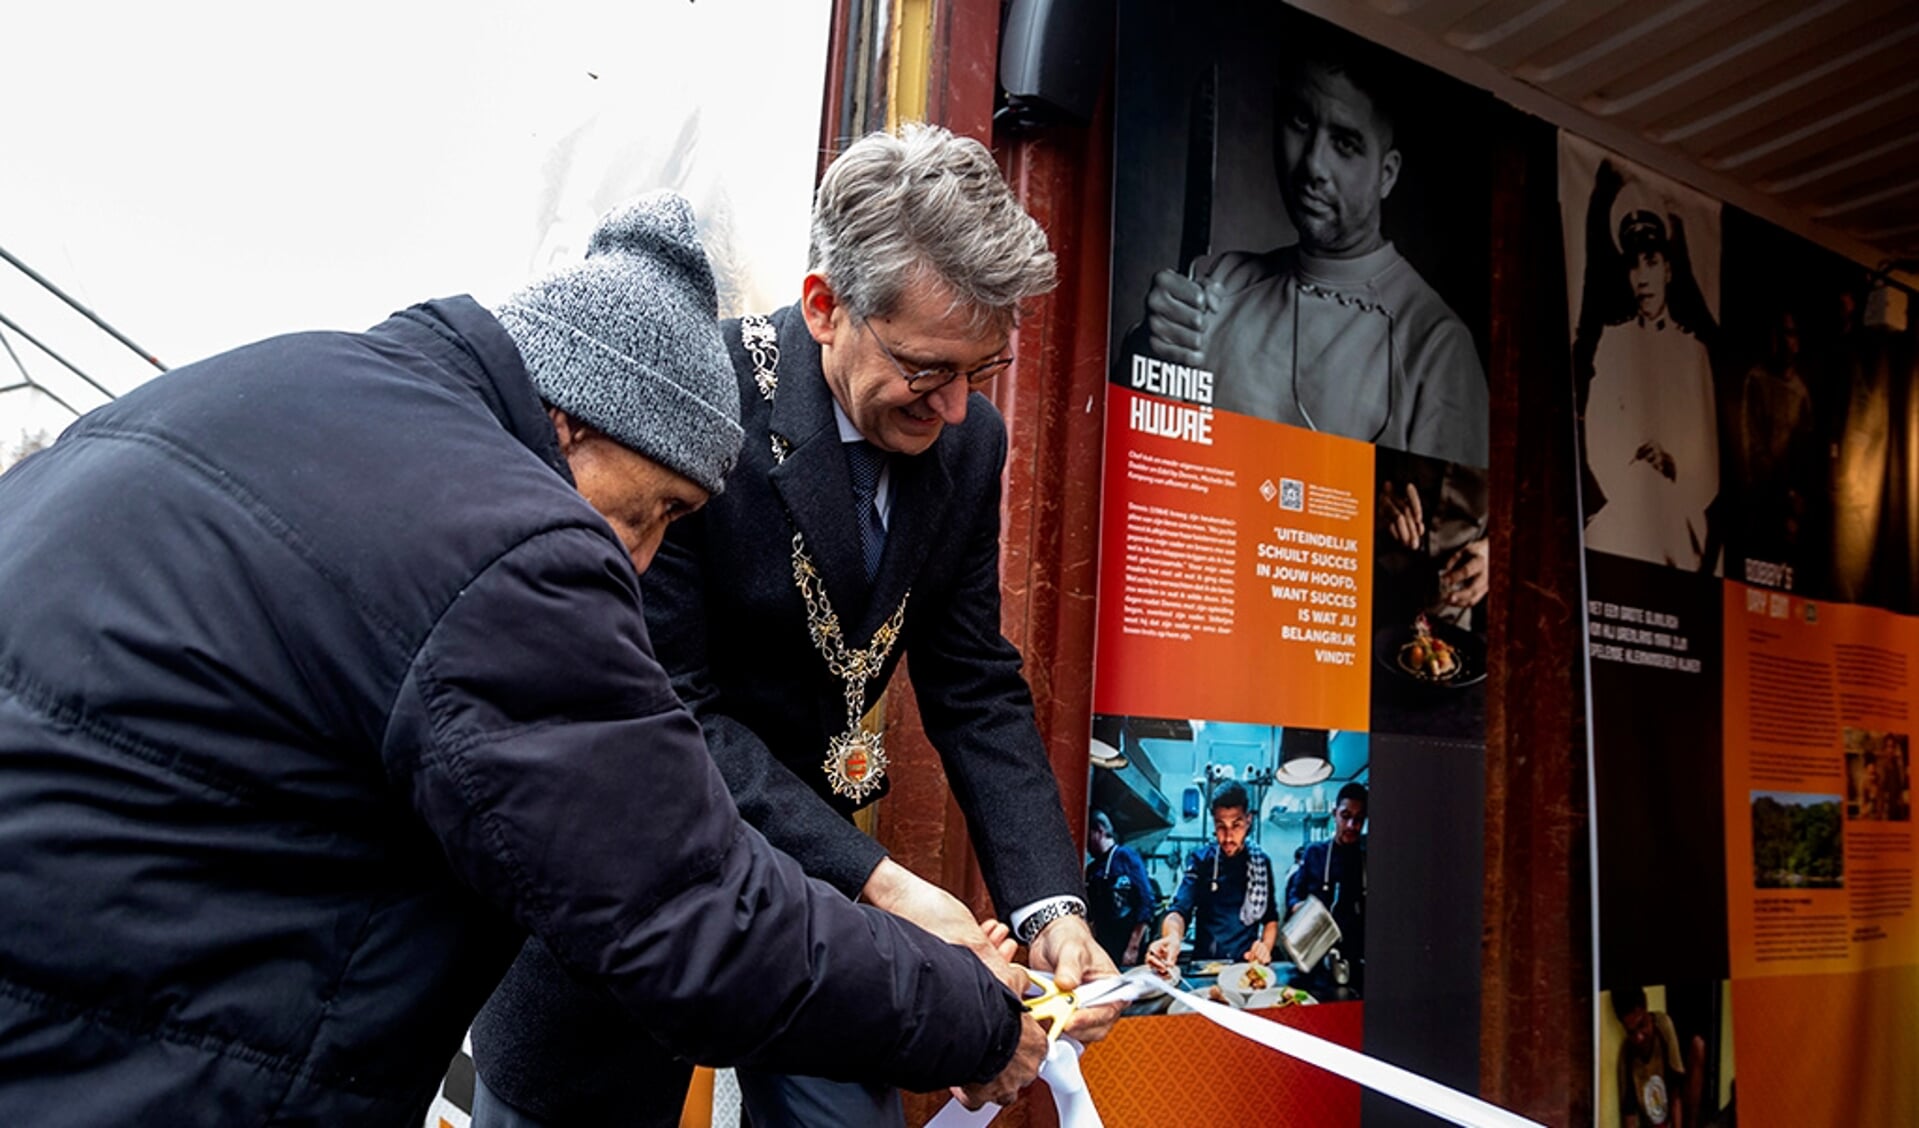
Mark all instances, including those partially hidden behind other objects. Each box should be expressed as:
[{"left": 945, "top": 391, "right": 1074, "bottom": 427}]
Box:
[
  {"left": 0, "top": 190, "right": 1044, "bottom": 1126},
  {"left": 492, "top": 191, "right": 742, "bottom": 498}
]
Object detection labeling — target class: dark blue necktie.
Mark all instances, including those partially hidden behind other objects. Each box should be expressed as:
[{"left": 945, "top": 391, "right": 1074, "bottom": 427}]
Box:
[{"left": 846, "top": 441, "right": 887, "bottom": 581}]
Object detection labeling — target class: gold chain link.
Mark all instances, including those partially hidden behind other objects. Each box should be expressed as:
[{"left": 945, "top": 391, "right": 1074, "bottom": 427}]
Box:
[{"left": 790, "top": 532, "right": 909, "bottom": 722}]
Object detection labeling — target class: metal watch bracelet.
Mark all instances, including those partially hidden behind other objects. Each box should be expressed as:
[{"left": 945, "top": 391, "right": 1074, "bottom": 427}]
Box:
[{"left": 1014, "top": 897, "right": 1087, "bottom": 945}]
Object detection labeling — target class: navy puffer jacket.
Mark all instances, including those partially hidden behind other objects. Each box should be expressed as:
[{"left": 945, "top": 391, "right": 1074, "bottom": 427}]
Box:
[{"left": 0, "top": 298, "right": 1020, "bottom": 1126}]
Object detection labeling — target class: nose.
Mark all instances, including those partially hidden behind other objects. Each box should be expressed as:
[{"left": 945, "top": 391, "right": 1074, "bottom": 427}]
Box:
[
  {"left": 1298, "top": 130, "right": 1331, "bottom": 181},
  {"left": 626, "top": 525, "right": 667, "bottom": 575},
  {"left": 927, "top": 377, "right": 970, "bottom": 425}
]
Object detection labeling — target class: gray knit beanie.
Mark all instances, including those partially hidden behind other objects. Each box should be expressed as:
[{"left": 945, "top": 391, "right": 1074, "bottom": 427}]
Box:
[{"left": 494, "top": 191, "right": 742, "bottom": 494}]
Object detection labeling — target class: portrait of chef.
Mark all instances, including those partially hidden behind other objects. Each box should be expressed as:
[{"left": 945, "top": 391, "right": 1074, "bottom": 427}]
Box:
[{"left": 1124, "top": 20, "right": 1488, "bottom": 469}]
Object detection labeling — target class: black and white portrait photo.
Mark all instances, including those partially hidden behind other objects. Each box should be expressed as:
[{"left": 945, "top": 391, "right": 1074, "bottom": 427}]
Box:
[
  {"left": 1561, "top": 135, "right": 1723, "bottom": 572},
  {"left": 1110, "top": 5, "right": 1493, "bottom": 469}
]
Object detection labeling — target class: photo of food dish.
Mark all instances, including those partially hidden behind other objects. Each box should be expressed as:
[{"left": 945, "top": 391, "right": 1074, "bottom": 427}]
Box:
[
  {"left": 1246, "top": 986, "right": 1316, "bottom": 1009},
  {"left": 1209, "top": 961, "right": 1317, "bottom": 1010},
  {"left": 1374, "top": 615, "right": 1487, "bottom": 689},
  {"left": 1397, "top": 612, "right": 1461, "bottom": 681}
]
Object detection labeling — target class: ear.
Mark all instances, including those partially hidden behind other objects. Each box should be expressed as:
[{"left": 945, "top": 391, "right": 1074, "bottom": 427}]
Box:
[
  {"left": 547, "top": 406, "right": 584, "bottom": 455},
  {"left": 800, "top": 272, "right": 843, "bottom": 347},
  {"left": 1378, "top": 147, "right": 1402, "bottom": 203}
]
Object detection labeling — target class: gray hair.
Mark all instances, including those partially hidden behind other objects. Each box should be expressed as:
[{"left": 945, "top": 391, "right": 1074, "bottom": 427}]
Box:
[{"left": 809, "top": 123, "right": 1057, "bottom": 331}]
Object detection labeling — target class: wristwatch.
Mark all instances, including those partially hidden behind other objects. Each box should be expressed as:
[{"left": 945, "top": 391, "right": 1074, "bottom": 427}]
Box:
[{"left": 1014, "top": 896, "right": 1088, "bottom": 945}]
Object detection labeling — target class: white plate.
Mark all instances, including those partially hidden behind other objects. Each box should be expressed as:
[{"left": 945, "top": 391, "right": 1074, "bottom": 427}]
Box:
[{"left": 1214, "top": 961, "right": 1278, "bottom": 1004}]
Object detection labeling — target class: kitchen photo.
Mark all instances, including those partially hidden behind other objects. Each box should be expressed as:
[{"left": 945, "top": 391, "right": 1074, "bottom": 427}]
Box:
[{"left": 1087, "top": 713, "right": 1370, "bottom": 1010}]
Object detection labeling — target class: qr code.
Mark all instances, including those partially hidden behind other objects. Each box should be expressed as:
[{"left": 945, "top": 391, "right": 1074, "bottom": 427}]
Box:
[{"left": 1279, "top": 478, "right": 1304, "bottom": 511}]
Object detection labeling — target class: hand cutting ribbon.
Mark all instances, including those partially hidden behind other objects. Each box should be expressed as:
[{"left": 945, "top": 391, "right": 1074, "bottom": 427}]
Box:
[
  {"left": 1015, "top": 969, "right": 1080, "bottom": 1042},
  {"left": 929, "top": 968, "right": 1545, "bottom": 1128}
]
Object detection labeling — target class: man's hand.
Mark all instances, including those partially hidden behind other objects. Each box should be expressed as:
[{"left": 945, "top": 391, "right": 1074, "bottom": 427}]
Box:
[
  {"left": 1440, "top": 536, "right": 1489, "bottom": 608},
  {"left": 1143, "top": 269, "right": 1208, "bottom": 367},
  {"left": 1634, "top": 440, "right": 1677, "bottom": 481},
  {"left": 981, "top": 917, "right": 1018, "bottom": 965},
  {"left": 1378, "top": 479, "right": 1424, "bottom": 550},
  {"left": 862, "top": 859, "right": 1024, "bottom": 995},
  {"left": 1243, "top": 937, "right": 1275, "bottom": 966},
  {"left": 1027, "top": 913, "right": 1121, "bottom": 1043},
  {"left": 1144, "top": 935, "right": 1180, "bottom": 982},
  {"left": 1595, "top": 159, "right": 1624, "bottom": 202},
  {"left": 953, "top": 1013, "right": 1048, "bottom": 1110}
]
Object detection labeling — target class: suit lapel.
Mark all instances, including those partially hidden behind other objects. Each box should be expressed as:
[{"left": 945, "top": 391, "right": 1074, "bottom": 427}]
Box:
[
  {"left": 765, "top": 308, "right": 873, "bottom": 626},
  {"left": 758, "top": 306, "right": 958, "bottom": 646}
]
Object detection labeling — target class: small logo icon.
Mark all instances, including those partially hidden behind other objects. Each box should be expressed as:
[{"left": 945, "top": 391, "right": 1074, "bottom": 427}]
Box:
[
  {"left": 1279, "top": 478, "right": 1304, "bottom": 512},
  {"left": 1259, "top": 479, "right": 1278, "bottom": 503},
  {"left": 1803, "top": 602, "right": 1818, "bottom": 624}
]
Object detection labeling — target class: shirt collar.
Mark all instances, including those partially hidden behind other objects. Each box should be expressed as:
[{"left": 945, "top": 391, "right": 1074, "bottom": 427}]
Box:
[
  {"left": 832, "top": 400, "right": 863, "bottom": 444},
  {"left": 1296, "top": 241, "right": 1400, "bottom": 288}
]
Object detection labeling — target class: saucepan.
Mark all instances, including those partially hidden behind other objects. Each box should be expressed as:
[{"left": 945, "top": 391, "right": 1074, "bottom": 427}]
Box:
[{"left": 1279, "top": 893, "right": 1342, "bottom": 971}]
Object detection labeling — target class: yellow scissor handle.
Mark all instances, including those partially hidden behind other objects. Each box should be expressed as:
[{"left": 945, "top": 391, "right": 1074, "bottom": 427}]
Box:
[{"left": 1019, "top": 968, "right": 1076, "bottom": 1041}]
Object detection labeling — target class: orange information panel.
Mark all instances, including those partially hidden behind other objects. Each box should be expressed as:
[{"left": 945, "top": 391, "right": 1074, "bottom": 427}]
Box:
[
  {"left": 1093, "top": 387, "right": 1374, "bottom": 733},
  {"left": 1722, "top": 584, "right": 1919, "bottom": 981}
]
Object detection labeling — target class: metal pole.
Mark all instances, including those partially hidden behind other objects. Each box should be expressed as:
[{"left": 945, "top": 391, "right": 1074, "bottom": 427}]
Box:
[
  {"left": 0, "top": 309, "right": 118, "bottom": 402},
  {"left": 0, "top": 244, "right": 167, "bottom": 371},
  {"left": 0, "top": 327, "right": 81, "bottom": 418}
]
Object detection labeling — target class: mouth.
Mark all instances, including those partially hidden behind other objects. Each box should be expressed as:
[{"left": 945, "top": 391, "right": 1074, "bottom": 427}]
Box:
[
  {"left": 898, "top": 403, "right": 941, "bottom": 429},
  {"left": 1293, "top": 189, "right": 1336, "bottom": 218}
]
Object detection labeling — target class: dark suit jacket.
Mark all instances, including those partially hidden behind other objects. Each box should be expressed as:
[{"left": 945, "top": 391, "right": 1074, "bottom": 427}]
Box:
[{"left": 642, "top": 304, "right": 1083, "bottom": 913}]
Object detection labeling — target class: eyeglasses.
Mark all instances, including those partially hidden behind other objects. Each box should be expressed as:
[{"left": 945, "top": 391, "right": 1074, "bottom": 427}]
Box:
[{"left": 861, "top": 318, "right": 1013, "bottom": 394}]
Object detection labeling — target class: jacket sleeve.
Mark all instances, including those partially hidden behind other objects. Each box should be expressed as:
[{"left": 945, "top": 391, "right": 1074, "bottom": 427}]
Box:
[
  {"left": 905, "top": 423, "right": 1085, "bottom": 917},
  {"left": 1169, "top": 850, "right": 1203, "bottom": 921},
  {"left": 642, "top": 508, "right": 891, "bottom": 898},
  {"left": 385, "top": 526, "right": 1019, "bottom": 1087},
  {"left": 1123, "top": 849, "right": 1157, "bottom": 923},
  {"left": 1285, "top": 845, "right": 1315, "bottom": 915}
]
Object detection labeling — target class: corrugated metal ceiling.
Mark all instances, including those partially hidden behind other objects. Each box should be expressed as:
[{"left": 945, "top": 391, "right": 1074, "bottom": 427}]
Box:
[{"left": 1297, "top": 0, "right": 1919, "bottom": 277}]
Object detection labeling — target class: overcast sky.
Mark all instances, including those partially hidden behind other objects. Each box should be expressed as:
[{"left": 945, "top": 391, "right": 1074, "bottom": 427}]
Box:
[{"left": 1, "top": 0, "right": 830, "bottom": 462}]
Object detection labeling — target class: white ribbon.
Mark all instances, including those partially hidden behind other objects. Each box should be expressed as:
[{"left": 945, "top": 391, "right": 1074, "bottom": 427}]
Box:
[
  {"left": 925, "top": 1037, "right": 1099, "bottom": 1128},
  {"left": 929, "top": 969, "right": 1543, "bottom": 1128}
]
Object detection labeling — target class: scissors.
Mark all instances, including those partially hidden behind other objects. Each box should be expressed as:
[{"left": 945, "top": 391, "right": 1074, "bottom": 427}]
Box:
[
  {"left": 1019, "top": 969, "right": 1077, "bottom": 1041},
  {"left": 1020, "top": 966, "right": 1165, "bottom": 1040}
]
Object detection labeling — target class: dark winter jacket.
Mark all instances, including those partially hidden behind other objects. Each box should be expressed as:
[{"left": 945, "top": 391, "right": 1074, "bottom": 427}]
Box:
[{"left": 0, "top": 297, "right": 1021, "bottom": 1126}]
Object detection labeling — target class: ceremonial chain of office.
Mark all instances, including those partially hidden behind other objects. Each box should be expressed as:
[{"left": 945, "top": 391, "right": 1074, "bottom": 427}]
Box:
[{"left": 742, "top": 314, "right": 910, "bottom": 802}]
